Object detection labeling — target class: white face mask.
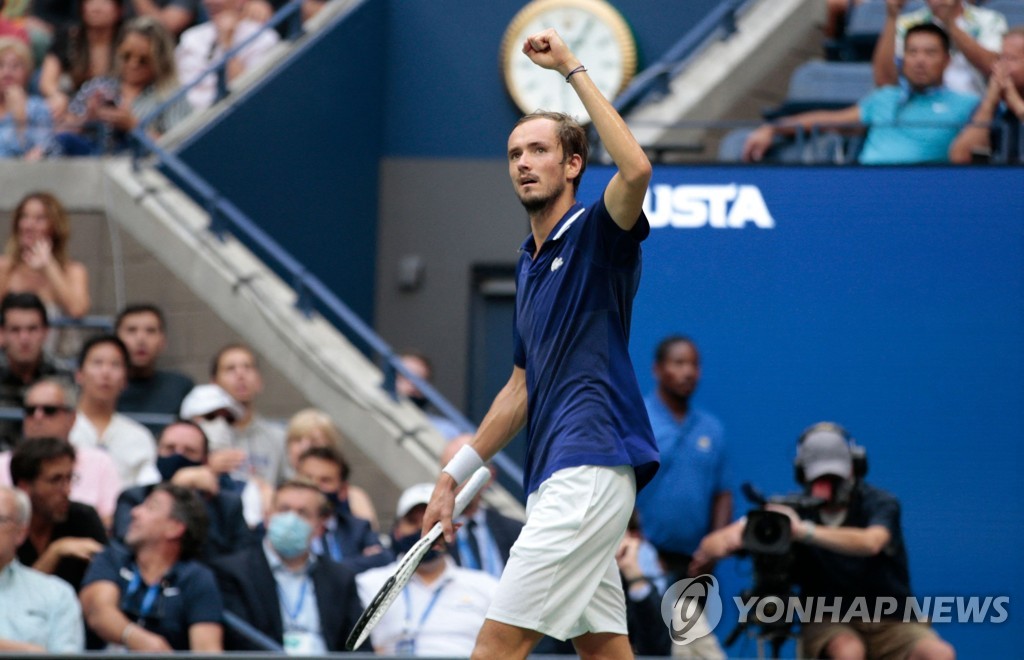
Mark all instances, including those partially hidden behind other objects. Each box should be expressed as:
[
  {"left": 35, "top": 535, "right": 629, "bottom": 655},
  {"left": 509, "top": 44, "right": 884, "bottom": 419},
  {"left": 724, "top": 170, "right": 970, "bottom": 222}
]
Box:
[{"left": 199, "top": 417, "right": 234, "bottom": 451}]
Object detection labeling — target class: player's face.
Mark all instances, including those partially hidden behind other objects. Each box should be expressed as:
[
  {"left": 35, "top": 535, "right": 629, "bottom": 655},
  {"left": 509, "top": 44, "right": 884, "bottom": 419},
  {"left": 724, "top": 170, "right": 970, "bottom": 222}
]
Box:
[
  {"left": 654, "top": 341, "right": 701, "bottom": 400},
  {"left": 508, "top": 118, "right": 571, "bottom": 213},
  {"left": 117, "top": 311, "right": 166, "bottom": 370},
  {"left": 902, "top": 32, "right": 950, "bottom": 88},
  {"left": 26, "top": 456, "right": 74, "bottom": 523},
  {"left": 23, "top": 382, "right": 75, "bottom": 440}
]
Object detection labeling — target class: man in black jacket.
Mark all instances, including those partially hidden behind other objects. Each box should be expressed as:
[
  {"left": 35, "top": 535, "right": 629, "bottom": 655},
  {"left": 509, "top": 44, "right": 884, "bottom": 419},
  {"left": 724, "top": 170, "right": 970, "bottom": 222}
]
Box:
[
  {"left": 211, "top": 478, "right": 368, "bottom": 653},
  {"left": 112, "top": 420, "right": 254, "bottom": 561}
]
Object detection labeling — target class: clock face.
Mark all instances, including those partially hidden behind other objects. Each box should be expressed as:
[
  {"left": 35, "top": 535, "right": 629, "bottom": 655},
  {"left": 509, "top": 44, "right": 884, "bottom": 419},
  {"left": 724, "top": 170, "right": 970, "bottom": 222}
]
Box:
[{"left": 500, "top": 0, "right": 637, "bottom": 123}]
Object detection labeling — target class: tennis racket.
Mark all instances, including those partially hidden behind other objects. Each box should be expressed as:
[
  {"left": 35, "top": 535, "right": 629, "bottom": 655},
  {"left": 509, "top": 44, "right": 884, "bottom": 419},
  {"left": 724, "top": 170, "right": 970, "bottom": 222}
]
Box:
[{"left": 345, "top": 466, "right": 492, "bottom": 651}]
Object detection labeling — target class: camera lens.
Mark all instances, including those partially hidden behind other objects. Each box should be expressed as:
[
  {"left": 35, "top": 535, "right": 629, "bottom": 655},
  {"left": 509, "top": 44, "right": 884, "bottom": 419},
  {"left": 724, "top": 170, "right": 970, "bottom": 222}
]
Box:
[{"left": 752, "top": 516, "right": 783, "bottom": 545}]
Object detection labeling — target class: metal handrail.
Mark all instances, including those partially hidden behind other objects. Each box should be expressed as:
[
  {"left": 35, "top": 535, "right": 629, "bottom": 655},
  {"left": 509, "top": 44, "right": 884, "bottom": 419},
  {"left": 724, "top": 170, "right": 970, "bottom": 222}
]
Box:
[
  {"left": 128, "top": 130, "right": 524, "bottom": 487},
  {"left": 126, "top": 0, "right": 524, "bottom": 488},
  {"left": 612, "top": 0, "right": 749, "bottom": 116}
]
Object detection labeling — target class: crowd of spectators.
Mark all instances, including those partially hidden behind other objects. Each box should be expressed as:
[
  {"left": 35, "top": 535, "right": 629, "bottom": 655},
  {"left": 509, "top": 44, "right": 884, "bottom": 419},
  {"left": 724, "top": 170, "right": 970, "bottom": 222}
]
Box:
[
  {"left": 757, "top": 0, "right": 1023, "bottom": 164},
  {"left": 0, "top": 0, "right": 322, "bottom": 160},
  {"left": 0, "top": 2, "right": 1006, "bottom": 654}
]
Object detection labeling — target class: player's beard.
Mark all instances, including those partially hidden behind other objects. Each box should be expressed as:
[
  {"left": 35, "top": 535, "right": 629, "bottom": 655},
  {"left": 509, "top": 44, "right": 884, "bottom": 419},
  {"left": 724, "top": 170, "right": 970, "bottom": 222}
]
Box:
[{"left": 518, "top": 179, "right": 566, "bottom": 215}]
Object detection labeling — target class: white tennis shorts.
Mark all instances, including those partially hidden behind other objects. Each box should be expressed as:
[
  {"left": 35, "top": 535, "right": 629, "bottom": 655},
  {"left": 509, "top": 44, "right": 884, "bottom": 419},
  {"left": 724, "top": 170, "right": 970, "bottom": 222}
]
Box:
[{"left": 487, "top": 464, "right": 636, "bottom": 641}]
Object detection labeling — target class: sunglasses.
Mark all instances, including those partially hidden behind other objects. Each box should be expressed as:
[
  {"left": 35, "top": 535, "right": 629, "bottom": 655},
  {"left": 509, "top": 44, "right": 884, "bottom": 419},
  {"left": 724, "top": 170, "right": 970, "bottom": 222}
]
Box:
[{"left": 23, "top": 404, "right": 70, "bottom": 417}]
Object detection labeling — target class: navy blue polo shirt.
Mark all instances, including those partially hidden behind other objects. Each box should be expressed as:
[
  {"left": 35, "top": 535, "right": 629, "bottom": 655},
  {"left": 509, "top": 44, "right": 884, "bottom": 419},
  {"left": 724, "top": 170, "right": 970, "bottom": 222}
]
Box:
[
  {"left": 82, "top": 543, "right": 223, "bottom": 650},
  {"left": 513, "top": 195, "right": 659, "bottom": 496}
]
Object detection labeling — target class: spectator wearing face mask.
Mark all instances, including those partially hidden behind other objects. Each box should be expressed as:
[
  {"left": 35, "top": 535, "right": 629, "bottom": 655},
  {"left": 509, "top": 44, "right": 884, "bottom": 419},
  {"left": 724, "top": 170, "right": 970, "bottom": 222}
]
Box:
[
  {"left": 294, "top": 445, "right": 390, "bottom": 574},
  {"left": 355, "top": 483, "right": 498, "bottom": 657},
  {"left": 179, "top": 383, "right": 265, "bottom": 528},
  {"left": 210, "top": 479, "right": 368, "bottom": 652},
  {"left": 111, "top": 420, "right": 255, "bottom": 561}
]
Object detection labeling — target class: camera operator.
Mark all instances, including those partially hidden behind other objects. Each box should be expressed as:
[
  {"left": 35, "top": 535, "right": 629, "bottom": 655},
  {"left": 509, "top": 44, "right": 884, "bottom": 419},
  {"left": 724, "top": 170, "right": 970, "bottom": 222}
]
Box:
[{"left": 691, "top": 423, "right": 954, "bottom": 660}]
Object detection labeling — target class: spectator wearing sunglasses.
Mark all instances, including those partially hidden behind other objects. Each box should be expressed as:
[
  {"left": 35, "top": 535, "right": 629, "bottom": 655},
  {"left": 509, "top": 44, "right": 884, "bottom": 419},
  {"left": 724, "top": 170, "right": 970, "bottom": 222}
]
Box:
[
  {"left": 0, "top": 378, "right": 122, "bottom": 527},
  {"left": 50, "top": 17, "right": 190, "bottom": 155}
]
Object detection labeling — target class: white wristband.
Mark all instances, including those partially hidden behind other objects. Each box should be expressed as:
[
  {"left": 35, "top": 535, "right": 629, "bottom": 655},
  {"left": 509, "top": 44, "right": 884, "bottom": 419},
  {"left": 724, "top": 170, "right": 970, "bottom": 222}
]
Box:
[{"left": 442, "top": 445, "right": 485, "bottom": 486}]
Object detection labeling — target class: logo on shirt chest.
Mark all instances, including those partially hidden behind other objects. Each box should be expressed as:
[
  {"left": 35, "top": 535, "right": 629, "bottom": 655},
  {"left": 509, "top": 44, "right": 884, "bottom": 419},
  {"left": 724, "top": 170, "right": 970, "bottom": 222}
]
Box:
[{"left": 551, "top": 257, "right": 565, "bottom": 272}]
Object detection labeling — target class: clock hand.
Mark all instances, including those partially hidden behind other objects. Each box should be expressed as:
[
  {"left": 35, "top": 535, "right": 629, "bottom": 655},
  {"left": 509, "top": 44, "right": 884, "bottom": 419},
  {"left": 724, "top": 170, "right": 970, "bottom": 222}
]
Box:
[{"left": 567, "top": 16, "right": 593, "bottom": 52}]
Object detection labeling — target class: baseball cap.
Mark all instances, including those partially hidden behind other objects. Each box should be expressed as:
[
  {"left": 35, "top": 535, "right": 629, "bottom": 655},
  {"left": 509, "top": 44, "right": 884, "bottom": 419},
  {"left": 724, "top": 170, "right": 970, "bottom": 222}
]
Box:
[
  {"left": 180, "top": 384, "right": 244, "bottom": 421},
  {"left": 799, "top": 427, "right": 853, "bottom": 482},
  {"left": 396, "top": 483, "right": 435, "bottom": 518}
]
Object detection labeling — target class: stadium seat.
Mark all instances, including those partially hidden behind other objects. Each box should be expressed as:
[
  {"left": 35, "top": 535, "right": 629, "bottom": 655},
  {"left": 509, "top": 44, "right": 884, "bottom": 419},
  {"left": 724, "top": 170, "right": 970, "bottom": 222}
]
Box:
[
  {"left": 716, "top": 127, "right": 862, "bottom": 165},
  {"left": 763, "top": 61, "right": 875, "bottom": 119},
  {"left": 717, "top": 128, "right": 754, "bottom": 162},
  {"left": 825, "top": 0, "right": 925, "bottom": 61},
  {"left": 987, "top": 0, "right": 1024, "bottom": 28}
]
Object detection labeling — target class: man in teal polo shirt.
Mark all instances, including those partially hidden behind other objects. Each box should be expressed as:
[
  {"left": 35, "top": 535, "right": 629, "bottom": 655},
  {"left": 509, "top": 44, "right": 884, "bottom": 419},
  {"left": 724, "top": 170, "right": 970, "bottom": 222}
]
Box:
[{"left": 743, "top": 23, "right": 978, "bottom": 164}]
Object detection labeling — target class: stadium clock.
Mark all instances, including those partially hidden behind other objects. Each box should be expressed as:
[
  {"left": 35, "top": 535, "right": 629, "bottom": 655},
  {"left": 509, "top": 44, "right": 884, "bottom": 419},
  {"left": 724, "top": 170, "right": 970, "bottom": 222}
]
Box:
[{"left": 499, "top": 0, "right": 638, "bottom": 123}]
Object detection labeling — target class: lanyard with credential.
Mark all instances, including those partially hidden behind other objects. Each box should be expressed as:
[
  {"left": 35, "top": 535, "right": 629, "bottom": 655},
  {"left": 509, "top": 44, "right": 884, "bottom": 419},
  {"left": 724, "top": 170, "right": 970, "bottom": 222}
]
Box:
[
  {"left": 125, "top": 569, "right": 162, "bottom": 620},
  {"left": 277, "top": 577, "right": 310, "bottom": 627},
  {"left": 401, "top": 581, "right": 447, "bottom": 651}
]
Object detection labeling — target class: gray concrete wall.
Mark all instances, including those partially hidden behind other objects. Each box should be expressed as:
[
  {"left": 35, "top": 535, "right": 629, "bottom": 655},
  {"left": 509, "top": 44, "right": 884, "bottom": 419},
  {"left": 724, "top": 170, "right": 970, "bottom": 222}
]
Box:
[
  {"left": 0, "top": 162, "right": 400, "bottom": 521},
  {"left": 375, "top": 158, "right": 528, "bottom": 413},
  {"left": 0, "top": 173, "right": 307, "bottom": 417}
]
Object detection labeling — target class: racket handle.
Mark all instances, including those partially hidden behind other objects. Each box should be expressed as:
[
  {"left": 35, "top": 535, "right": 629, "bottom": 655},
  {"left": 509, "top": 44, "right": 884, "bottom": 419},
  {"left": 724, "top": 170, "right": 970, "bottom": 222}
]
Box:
[{"left": 453, "top": 466, "right": 491, "bottom": 517}]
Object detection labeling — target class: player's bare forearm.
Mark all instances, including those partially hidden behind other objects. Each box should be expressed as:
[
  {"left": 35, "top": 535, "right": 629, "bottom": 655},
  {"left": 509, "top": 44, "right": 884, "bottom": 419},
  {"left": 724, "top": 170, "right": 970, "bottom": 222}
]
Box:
[
  {"left": 567, "top": 69, "right": 651, "bottom": 224},
  {"left": 425, "top": 367, "right": 525, "bottom": 541},
  {"left": 471, "top": 366, "right": 527, "bottom": 461},
  {"left": 524, "top": 28, "right": 651, "bottom": 229}
]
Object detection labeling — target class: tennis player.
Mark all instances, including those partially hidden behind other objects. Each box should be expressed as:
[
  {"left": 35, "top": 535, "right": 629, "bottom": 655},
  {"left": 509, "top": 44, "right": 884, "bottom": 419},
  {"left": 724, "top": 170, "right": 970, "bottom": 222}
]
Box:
[{"left": 422, "top": 28, "right": 660, "bottom": 660}]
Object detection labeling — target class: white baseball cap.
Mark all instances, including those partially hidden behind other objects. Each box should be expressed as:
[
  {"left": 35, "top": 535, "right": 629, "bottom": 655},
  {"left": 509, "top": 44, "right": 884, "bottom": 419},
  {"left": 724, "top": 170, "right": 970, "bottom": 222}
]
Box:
[
  {"left": 396, "top": 483, "right": 435, "bottom": 518},
  {"left": 179, "top": 384, "right": 244, "bottom": 421}
]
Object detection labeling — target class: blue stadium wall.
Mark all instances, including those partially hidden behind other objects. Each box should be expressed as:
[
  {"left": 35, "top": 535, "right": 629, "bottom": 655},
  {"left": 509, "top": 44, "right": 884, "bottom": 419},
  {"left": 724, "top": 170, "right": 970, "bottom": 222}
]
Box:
[
  {"left": 174, "top": 0, "right": 718, "bottom": 323},
  {"left": 576, "top": 165, "right": 1023, "bottom": 657}
]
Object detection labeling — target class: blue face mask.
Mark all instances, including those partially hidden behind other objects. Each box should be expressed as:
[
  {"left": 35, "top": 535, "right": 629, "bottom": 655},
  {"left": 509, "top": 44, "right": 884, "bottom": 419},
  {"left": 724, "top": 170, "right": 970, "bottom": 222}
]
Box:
[
  {"left": 267, "top": 511, "right": 313, "bottom": 559},
  {"left": 156, "top": 454, "right": 202, "bottom": 483}
]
